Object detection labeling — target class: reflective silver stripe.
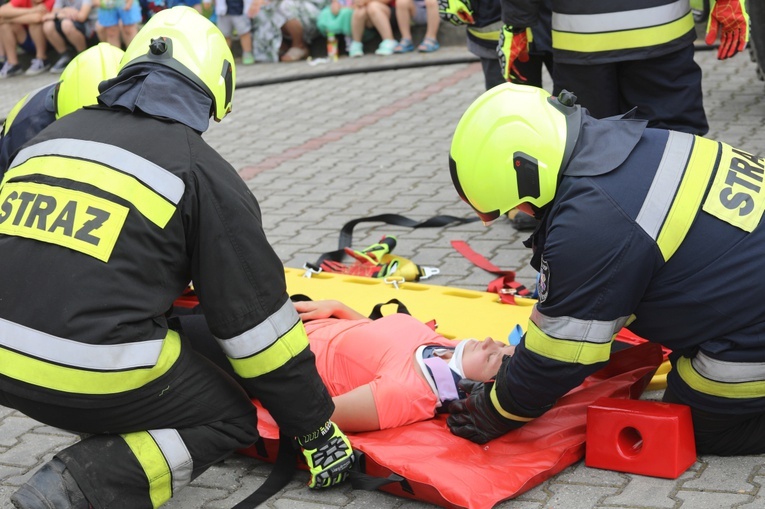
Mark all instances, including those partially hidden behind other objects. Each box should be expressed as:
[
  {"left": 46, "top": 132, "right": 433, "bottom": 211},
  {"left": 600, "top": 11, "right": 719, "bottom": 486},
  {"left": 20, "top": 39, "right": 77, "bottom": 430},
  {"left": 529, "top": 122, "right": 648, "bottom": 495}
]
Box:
[
  {"left": 531, "top": 307, "right": 628, "bottom": 344},
  {"left": 0, "top": 317, "right": 164, "bottom": 370},
  {"left": 635, "top": 131, "right": 694, "bottom": 240},
  {"left": 149, "top": 429, "right": 193, "bottom": 492},
  {"left": 692, "top": 351, "right": 765, "bottom": 383},
  {"left": 552, "top": 0, "right": 689, "bottom": 33},
  {"left": 10, "top": 138, "right": 185, "bottom": 205},
  {"left": 215, "top": 300, "right": 300, "bottom": 359}
]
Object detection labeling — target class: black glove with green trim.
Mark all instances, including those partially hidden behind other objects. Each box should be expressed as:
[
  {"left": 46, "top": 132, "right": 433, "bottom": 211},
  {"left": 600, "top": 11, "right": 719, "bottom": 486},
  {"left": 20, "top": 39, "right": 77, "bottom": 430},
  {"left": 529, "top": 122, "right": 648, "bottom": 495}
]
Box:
[
  {"left": 297, "top": 420, "right": 354, "bottom": 489},
  {"left": 446, "top": 379, "right": 524, "bottom": 444}
]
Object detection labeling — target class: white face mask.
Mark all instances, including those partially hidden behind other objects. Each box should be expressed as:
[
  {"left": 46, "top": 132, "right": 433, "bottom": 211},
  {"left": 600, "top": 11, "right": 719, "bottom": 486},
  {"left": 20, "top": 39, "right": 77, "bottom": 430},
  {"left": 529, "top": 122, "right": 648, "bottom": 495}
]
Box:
[{"left": 447, "top": 340, "right": 468, "bottom": 378}]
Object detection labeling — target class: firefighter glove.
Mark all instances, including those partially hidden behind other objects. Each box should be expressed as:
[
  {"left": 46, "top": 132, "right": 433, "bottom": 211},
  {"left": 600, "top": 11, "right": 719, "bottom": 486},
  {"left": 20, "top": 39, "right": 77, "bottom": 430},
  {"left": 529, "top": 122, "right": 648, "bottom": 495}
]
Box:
[
  {"left": 447, "top": 380, "right": 523, "bottom": 444},
  {"left": 437, "top": 0, "right": 474, "bottom": 26},
  {"left": 297, "top": 420, "right": 354, "bottom": 489},
  {"left": 705, "top": 0, "right": 749, "bottom": 59},
  {"left": 497, "top": 25, "right": 530, "bottom": 82}
]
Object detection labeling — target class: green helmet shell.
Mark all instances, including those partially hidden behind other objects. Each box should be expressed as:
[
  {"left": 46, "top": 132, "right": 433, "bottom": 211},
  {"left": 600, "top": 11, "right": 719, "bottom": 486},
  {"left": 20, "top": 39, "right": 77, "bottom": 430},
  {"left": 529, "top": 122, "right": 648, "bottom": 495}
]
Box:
[
  {"left": 119, "top": 6, "right": 235, "bottom": 122},
  {"left": 55, "top": 43, "right": 125, "bottom": 119},
  {"left": 449, "top": 83, "right": 574, "bottom": 222}
]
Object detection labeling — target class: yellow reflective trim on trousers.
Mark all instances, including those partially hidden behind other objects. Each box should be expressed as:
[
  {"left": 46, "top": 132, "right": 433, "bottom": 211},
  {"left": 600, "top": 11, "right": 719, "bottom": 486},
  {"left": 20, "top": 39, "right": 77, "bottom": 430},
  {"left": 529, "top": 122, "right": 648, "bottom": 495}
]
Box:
[
  {"left": 489, "top": 382, "right": 534, "bottom": 422},
  {"left": 552, "top": 13, "right": 693, "bottom": 52},
  {"left": 0, "top": 331, "right": 181, "bottom": 394},
  {"left": 524, "top": 320, "right": 611, "bottom": 365},
  {"left": 467, "top": 28, "right": 500, "bottom": 41},
  {"left": 656, "top": 137, "right": 720, "bottom": 261},
  {"left": 121, "top": 432, "right": 172, "bottom": 509},
  {"left": 228, "top": 321, "right": 310, "bottom": 378},
  {"left": 677, "top": 357, "right": 765, "bottom": 399},
  {"left": 5, "top": 156, "right": 176, "bottom": 228}
]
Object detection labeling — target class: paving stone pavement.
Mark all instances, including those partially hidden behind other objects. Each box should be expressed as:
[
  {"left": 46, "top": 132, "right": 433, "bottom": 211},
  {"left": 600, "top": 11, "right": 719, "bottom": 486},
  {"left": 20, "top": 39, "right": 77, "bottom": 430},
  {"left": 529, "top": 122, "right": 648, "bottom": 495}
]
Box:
[{"left": 0, "top": 39, "right": 764, "bottom": 509}]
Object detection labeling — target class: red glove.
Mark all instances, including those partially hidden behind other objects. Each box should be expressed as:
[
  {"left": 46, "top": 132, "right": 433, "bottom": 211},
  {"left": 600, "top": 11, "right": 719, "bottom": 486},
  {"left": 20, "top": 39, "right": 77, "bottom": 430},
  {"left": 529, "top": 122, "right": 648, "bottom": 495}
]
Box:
[
  {"left": 705, "top": 0, "right": 749, "bottom": 60},
  {"left": 497, "top": 25, "right": 531, "bottom": 82}
]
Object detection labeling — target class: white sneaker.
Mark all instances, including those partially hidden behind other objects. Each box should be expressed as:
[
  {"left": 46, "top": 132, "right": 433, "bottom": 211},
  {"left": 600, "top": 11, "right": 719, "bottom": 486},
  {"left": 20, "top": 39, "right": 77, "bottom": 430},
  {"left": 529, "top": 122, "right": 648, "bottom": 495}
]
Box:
[
  {"left": 375, "top": 39, "right": 397, "bottom": 56},
  {"left": 0, "top": 61, "right": 23, "bottom": 78},
  {"left": 349, "top": 41, "right": 364, "bottom": 58},
  {"left": 25, "top": 58, "right": 50, "bottom": 76}
]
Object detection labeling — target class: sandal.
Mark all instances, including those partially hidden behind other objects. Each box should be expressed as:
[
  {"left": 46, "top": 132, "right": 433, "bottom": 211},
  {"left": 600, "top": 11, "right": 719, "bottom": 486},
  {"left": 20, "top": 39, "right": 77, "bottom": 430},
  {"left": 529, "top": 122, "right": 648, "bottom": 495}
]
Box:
[
  {"left": 417, "top": 37, "right": 440, "bottom": 53},
  {"left": 280, "top": 46, "right": 309, "bottom": 62},
  {"left": 394, "top": 38, "right": 415, "bottom": 53}
]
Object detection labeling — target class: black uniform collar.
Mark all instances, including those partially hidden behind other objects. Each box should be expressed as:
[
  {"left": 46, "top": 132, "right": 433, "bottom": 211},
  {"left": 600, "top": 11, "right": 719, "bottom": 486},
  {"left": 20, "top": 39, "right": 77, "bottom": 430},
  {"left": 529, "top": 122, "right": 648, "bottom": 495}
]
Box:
[
  {"left": 563, "top": 108, "right": 648, "bottom": 178},
  {"left": 523, "top": 109, "right": 648, "bottom": 271},
  {"left": 97, "top": 63, "right": 213, "bottom": 133}
]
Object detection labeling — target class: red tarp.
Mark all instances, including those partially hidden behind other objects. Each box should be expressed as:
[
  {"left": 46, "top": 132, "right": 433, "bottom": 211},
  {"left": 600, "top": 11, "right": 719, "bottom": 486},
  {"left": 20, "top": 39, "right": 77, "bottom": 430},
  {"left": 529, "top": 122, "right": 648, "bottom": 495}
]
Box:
[{"left": 240, "top": 342, "right": 664, "bottom": 509}]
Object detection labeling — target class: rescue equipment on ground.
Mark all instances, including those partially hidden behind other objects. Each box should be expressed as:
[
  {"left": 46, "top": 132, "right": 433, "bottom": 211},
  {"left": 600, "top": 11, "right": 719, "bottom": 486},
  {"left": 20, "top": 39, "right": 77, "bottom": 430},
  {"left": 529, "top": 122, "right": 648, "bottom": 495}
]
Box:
[
  {"left": 318, "top": 235, "right": 440, "bottom": 282},
  {"left": 304, "top": 213, "right": 478, "bottom": 284}
]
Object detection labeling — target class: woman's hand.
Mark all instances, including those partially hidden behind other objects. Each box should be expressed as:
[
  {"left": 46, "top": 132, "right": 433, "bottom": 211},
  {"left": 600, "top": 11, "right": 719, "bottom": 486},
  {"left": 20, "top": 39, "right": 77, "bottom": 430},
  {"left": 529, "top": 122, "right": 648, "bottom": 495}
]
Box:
[{"left": 293, "top": 299, "right": 366, "bottom": 321}]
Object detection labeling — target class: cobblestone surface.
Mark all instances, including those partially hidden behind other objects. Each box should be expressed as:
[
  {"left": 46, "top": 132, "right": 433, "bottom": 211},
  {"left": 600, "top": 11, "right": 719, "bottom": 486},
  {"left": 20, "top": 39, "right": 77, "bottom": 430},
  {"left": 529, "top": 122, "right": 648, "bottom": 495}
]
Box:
[{"left": 0, "top": 38, "right": 764, "bottom": 508}]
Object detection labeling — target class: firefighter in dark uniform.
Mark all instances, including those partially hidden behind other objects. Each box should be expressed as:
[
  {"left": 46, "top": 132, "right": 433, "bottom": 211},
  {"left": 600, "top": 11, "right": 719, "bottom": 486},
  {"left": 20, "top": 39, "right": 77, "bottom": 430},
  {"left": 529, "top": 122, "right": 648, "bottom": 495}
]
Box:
[
  {"left": 447, "top": 83, "right": 765, "bottom": 456},
  {"left": 495, "top": 0, "right": 750, "bottom": 136},
  {"left": 0, "top": 7, "right": 353, "bottom": 509},
  {"left": 0, "top": 42, "right": 125, "bottom": 175},
  {"left": 438, "top": 0, "right": 552, "bottom": 90}
]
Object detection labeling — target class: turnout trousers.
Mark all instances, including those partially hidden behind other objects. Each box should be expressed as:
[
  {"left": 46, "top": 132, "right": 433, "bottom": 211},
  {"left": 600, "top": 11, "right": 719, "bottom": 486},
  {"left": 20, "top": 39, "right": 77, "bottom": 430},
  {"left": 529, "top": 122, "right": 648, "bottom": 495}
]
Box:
[
  {"left": 0, "top": 334, "right": 258, "bottom": 509},
  {"left": 552, "top": 44, "right": 708, "bottom": 135}
]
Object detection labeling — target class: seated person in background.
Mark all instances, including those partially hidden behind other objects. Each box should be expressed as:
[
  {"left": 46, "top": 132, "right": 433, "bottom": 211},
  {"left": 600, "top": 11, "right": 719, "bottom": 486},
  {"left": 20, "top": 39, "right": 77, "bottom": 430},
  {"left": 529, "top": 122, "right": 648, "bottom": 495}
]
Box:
[
  {"left": 316, "top": 0, "right": 352, "bottom": 52},
  {"left": 140, "top": 0, "right": 202, "bottom": 23},
  {"left": 250, "top": 0, "right": 325, "bottom": 62},
  {"left": 0, "top": 0, "right": 55, "bottom": 77},
  {"left": 348, "top": 0, "right": 395, "bottom": 57},
  {"left": 394, "top": 0, "right": 439, "bottom": 53},
  {"left": 177, "top": 298, "right": 516, "bottom": 432},
  {"left": 42, "top": 0, "right": 97, "bottom": 73},
  {"left": 204, "top": 0, "right": 254, "bottom": 65},
  {"left": 97, "top": 0, "right": 142, "bottom": 48}
]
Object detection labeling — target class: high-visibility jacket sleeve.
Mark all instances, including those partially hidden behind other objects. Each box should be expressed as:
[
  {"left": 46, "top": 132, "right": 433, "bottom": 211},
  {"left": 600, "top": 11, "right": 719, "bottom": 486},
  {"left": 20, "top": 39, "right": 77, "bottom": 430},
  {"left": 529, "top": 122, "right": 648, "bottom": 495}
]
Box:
[
  {"left": 185, "top": 136, "right": 334, "bottom": 437},
  {"left": 492, "top": 174, "right": 659, "bottom": 418}
]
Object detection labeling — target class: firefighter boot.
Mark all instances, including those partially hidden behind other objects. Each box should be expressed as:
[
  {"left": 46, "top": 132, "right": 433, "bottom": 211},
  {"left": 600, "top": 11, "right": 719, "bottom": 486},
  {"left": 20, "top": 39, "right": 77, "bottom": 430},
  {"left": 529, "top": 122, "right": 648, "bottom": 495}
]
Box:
[{"left": 11, "top": 458, "right": 91, "bottom": 509}]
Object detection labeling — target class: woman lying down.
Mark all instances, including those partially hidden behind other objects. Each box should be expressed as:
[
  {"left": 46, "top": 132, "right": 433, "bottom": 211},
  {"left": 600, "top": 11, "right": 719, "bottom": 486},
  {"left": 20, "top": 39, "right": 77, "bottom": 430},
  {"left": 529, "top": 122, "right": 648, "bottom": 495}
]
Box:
[{"left": 294, "top": 299, "right": 516, "bottom": 432}]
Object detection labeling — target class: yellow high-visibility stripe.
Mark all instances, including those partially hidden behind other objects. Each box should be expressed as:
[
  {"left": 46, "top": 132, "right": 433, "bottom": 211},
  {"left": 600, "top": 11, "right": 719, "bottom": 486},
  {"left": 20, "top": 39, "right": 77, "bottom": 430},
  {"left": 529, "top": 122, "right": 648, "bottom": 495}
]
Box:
[
  {"left": 467, "top": 28, "right": 501, "bottom": 41},
  {"left": 121, "top": 432, "right": 173, "bottom": 509},
  {"left": 228, "top": 322, "right": 309, "bottom": 378},
  {"left": 553, "top": 13, "right": 693, "bottom": 52},
  {"left": 6, "top": 157, "right": 176, "bottom": 228},
  {"left": 524, "top": 320, "right": 612, "bottom": 365},
  {"left": 490, "top": 383, "right": 535, "bottom": 422},
  {"left": 656, "top": 137, "right": 720, "bottom": 260},
  {"left": 677, "top": 357, "right": 765, "bottom": 399},
  {"left": 10, "top": 138, "right": 185, "bottom": 205},
  {"left": 0, "top": 331, "right": 181, "bottom": 394}
]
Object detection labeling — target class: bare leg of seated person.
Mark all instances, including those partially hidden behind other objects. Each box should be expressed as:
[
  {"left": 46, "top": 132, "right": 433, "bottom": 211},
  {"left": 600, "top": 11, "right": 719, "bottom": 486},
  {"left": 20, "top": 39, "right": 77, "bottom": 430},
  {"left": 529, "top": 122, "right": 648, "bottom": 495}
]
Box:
[{"left": 280, "top": 18, "right": 309, "bottom": 62}]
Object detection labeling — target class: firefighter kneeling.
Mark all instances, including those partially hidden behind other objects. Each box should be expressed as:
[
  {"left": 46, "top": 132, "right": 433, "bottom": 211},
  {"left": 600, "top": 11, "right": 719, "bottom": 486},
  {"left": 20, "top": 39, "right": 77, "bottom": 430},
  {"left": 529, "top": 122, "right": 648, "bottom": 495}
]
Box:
[
  {"left": 0, "top": 7, "right": 353, "bottom": 509},
  {"left": 447, "top": 83, "right": 765, "bottom": 457}
]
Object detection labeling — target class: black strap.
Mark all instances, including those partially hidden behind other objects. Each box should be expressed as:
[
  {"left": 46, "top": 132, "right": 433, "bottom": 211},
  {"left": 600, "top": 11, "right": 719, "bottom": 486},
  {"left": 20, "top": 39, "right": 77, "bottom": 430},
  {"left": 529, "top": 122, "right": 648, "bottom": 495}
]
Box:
[
  {"left": 348, "top": 451, "right": 412, "bottom": 494},
  {"left": 233, "top": 432, "right": 297, "bottom": 509},
  {"left": 308, "top": 213, "right": 479, "bottom": 268},
  {"left": 368, "top": 299, "right": 411, "bottom": 319}
]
